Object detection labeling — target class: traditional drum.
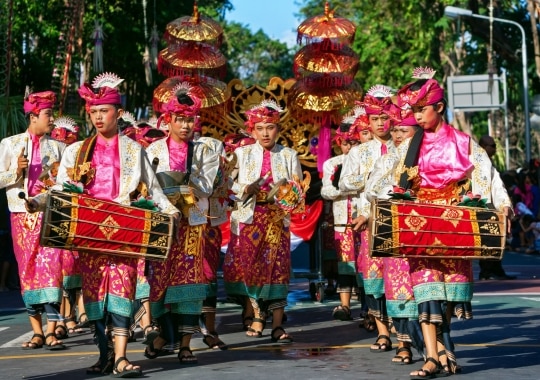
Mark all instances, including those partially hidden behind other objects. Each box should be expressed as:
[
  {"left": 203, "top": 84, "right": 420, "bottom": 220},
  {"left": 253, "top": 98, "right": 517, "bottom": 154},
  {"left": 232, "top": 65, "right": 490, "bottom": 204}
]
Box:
[
  {"left": 370, "top": 199, "right": 506, "bottom": 259},
  {"left": 40, "top": 190, "right": 174, "bottom": 260}
]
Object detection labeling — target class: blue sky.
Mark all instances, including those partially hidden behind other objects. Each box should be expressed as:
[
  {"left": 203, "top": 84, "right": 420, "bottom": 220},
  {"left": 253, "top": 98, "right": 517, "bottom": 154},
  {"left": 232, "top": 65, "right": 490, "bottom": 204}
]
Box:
[{"left": 225, "top": 0, "right": 301, "bottom": 46}]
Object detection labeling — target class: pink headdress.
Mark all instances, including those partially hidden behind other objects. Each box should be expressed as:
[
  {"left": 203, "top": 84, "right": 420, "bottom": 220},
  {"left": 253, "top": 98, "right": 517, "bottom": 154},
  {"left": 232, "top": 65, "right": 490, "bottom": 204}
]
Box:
[
  {"left": 23, "top": 91, "right": 56, "bottom": 114},
  {"left": 78, "top": 72, "right": 123, "bottom": 111},
  {"left": 157, "top": 82, "right": 202, "bottom": 130},
  {"left": 334, "top": 106, "right": 364, "bottom": 145},
  {"left": 397, "top": 67, "right": 445, "bottom": 108},
  {"left": 385, "top": 104, "right": 417, "bottom": 128},
  {"left": 51, "top": 116, "right": 79, "bottom": 145},
  {"left": 360, "top": 85, "right": 394, "bottom": 115},
  {"left": 244, "top": 99, "right": 283, "bottom": 133}
]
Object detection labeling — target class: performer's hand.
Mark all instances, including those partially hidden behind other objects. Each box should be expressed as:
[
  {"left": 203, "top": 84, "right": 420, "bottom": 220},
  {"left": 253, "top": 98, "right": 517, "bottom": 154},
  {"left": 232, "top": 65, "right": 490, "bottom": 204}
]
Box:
[
  {"left": 245, "top": 181, "right": 261, "bottom": 196},
  {"left": 352, "top": 215, "right": 367, "bottom": 231},
  {"left": 17, "top": 148, "right": 28, "bottom": 177},
  {"left": 410, "top": 175, "right": 421, "bottom": 192},
  {"left": 25, "top": 198, "right": 39, "bottom": 213}
]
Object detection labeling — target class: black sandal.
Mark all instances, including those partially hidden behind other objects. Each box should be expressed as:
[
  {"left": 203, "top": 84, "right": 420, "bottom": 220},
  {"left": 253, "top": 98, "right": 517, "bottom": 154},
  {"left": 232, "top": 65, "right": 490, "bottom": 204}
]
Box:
[
  {"left": 21, "top": 333, "right": 44, "bottom": 350},
  {"left": 111, "top": 356, "right": 142, "bottom": 378},
  {"left": 178, "top": 347, "right": 198, "bottom": 365},
  {"left": 410, "top": 357, "right": 440, "bottom": 379},
  {"left": 202, "top": 332, "right": 228, "bottom": 350},
  {"left": 270, "top": 326, "right": 293, "bottom": 343},
  {"left": 392, "top": 346, "right": 413, "bottom": 365},
  {"left": 370, "top": 334, "right": 392, "bottom": 353},
  {"left": 141, "top": 325, "right": 159, "bottom": 345},
  {"left": 246, "top": 317, "right": 265, "bottom": 338},
  {"left": 75, "top": 312, "right": 90, "bottom": 329},
  {"left": 54, "top": 324, "right": 69, "bottom": 340},
  {"left": 44, "top": 332, "right": 66, "bottom": 351},
  {"left": 332, "top": 305, "right": 352, "bottom": 321}
]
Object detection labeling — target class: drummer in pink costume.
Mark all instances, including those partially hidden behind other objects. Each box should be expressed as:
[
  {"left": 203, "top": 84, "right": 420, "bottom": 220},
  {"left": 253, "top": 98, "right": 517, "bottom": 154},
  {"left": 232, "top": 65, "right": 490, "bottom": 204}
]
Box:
[
  {"left": 339, "top": 85, "right": 396, "bottom": 354},
  {"left": 0, "top": 91, "right": 67, "bottom": 351},
  {"left": 30, "top": 73, "right": 179, "bottom": 377},
  {"left": 367, "top": 67, "right": 512, "bottom": 378},
  {"left": 144, "top": 84, "right": 219, "bottom": 364}
]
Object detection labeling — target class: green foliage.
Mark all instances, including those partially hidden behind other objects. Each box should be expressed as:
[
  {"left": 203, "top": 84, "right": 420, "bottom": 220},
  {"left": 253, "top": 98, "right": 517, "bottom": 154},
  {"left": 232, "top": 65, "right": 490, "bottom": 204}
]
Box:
[
  {"left": 0, "top": 96, "right": 26, "bottom": 139},
  {"left": 222, "top": 22, "right": 294, "bottom": 86}
]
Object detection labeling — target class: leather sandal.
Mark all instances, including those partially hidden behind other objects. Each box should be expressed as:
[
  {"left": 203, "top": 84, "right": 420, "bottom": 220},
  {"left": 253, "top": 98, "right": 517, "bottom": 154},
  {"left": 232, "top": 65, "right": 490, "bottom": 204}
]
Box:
[
  {"left": 21, "top": 333, "right": 44, "bottom": 350},
  {"left": 392, "top": 346, "right": 413, "bottom": 365},
  {"left": 410, "top": 357, "right": 441, "bottom": 379},
  {"left": 370, "top": 334, "right": 392, "bottom": 353}
]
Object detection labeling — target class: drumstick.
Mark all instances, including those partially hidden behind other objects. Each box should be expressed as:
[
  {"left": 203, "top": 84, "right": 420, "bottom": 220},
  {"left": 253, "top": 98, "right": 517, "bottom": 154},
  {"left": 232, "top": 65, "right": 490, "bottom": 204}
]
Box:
[
  {"left": 152, "top": 157, "right": 159, "bottom": 172},
  {"left": 18, "top": 191, "right": 30, "bottom": 205}
]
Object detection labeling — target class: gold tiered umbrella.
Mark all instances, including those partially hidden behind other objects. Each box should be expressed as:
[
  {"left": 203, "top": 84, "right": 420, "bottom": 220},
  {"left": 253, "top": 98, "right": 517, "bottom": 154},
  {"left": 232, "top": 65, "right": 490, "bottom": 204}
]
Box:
[
  {"left": 296, "top": 1, "right": 356, "bottom": 47},
  {"left": 288, "top": 79, "right": 363, "bottom": 122},
  {"left": 293, "top": 42, "right": 359, "bottom": 79},
  {"left": 290, "top": 1, "right": 359, "bottom": 172},
  {"left": 157, "top": 41, "right": 227, "bottom": 79},
  {"left": 163, "top": 2, "right": 223, "bottom": 47},
  {"left": 153, "top": 75, "right": 230, "bottom": 112}
]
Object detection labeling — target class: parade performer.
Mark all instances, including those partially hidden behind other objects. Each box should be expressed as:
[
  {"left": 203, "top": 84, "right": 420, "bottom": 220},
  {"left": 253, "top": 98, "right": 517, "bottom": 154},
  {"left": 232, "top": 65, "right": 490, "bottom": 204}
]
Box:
[
  {"left": 366, "top": 105, "right": 423, "bottom": 365},
  {"left": 144, "top": 83, "right": 219, "bottom": 364},
  {"left": 321, "top": 107, "right": 364, "bottom": 321},
  {"left": 45, "top": 117, "right": 85, "bottom": 339},
  {"left": 0, "top": 91, "right": 68, "bottom": 351},
  {"left": 339, "top": 85, "right": 396, "bottom": 353},
  {"left": 366, "top": 67, "right": 512, "bottom": 378},
  {"left": 223, "top": 99, "right": 304, "bottom": 344},
  {"left": 29, "top": 73, "right": 179, "bottom": 378}
]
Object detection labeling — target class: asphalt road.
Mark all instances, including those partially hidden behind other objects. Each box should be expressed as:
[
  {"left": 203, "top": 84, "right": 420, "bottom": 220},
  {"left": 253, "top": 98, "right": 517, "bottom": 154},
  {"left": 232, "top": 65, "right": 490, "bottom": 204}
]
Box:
[{"left": 0, "top": 250, "right": 539, "bottom": 380}]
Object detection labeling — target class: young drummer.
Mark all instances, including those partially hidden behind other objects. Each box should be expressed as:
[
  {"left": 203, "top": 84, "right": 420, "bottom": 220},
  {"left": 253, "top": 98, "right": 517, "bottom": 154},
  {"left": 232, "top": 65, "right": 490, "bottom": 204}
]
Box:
[
  {"left": 339, "top": 85, "right": 396, "bottom": 353},
  {"left": 144, "top": 84, "right": 219, "bottom": 364},
  {"left": 0, "top": 91, "right": 67, "bottom": 351},
  {"left": 29, "top": 73, "right": 180, "bottom": 377},
  {"left": 367, "top": 67, "right": 512, "bottom": 378}
]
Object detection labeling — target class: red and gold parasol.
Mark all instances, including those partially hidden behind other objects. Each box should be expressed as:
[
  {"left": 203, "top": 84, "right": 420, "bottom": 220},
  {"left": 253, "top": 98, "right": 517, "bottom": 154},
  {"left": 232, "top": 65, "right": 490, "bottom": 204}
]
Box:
[
  {"left": 297, "top": 1, "right": 356, "bottom": 47},
  {"left": 157, "top": 41, "right": 227, "bottom": 79},
  {"left": 163, "top": 2, "right": 223, "bottom": 47},
  {"left": 293, "top": 42, "right": 359, "bottom": 79},
  {"left": 288, "top": 79, "right": 363, "bottom": 121},
  {"left": 153, "top": 75, "right": 230, "bottom": 113}
]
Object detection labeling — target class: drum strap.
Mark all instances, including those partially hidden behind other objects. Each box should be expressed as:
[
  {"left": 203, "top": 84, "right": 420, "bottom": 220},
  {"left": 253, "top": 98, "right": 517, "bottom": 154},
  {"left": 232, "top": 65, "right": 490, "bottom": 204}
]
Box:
[
  {"left": 73, "top": 135, "right": 97, "bottom": 184},
  {"left": 399, "top": 129, "right": 424, "bottom": 190},
  {"left": 183, "top": 141, "right": 194, "bottom": 185}
]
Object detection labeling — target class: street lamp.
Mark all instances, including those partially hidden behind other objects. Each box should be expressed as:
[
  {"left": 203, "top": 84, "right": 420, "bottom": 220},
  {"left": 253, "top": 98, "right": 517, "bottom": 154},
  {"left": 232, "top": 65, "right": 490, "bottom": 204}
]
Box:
[{"left": 444, "top": 5, "right": 531, "bottom": 164}]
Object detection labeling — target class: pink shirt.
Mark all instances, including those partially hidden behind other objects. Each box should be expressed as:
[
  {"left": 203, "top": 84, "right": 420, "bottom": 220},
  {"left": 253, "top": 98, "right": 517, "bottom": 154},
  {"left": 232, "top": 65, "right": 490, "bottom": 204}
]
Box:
[
  {"left": 87, "top": 134, "right": 120, "bottom": 201},
  {"left": 418, "top": 123, "right": 474, "bottom": 189},
  {"left": 168, "top": 138, "right": 188, "bottom": 172},
  {"left": 27, "top": 133, "right": 42, "bottom": 197},
  {"left": 259, "top": 149, "right": 274, "bottom": 190}
]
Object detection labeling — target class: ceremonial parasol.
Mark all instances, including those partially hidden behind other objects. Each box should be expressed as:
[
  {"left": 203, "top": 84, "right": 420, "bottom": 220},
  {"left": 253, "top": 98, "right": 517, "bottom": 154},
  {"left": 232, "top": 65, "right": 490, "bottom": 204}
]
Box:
[
  {"left": 297, "top": 1, "right": 356, "bottom": 47},
  {"left": 290, "top": 2, "right": 359, "bottom": 172},
  {"left": 293, "top": 42, "right": 359, "bottom": 79},
  {"left": 157, "top": 41, "right": 227, "bottom": 79},
  {"left": 288, "top": 80, "right": 363, "bottom": 120},
  {"left": 153, "top": 75, "right": 230, "bottom": 113},
  {"left": 163, "top": 2, "right": 223, "bottom": 47}
]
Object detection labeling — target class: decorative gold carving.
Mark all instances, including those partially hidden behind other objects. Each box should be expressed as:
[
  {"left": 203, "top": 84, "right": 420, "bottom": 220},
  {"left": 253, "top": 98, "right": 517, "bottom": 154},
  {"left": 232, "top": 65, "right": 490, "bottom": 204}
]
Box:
[{"left": 200, "top": 77, "right": 320, "bottom": 167}]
